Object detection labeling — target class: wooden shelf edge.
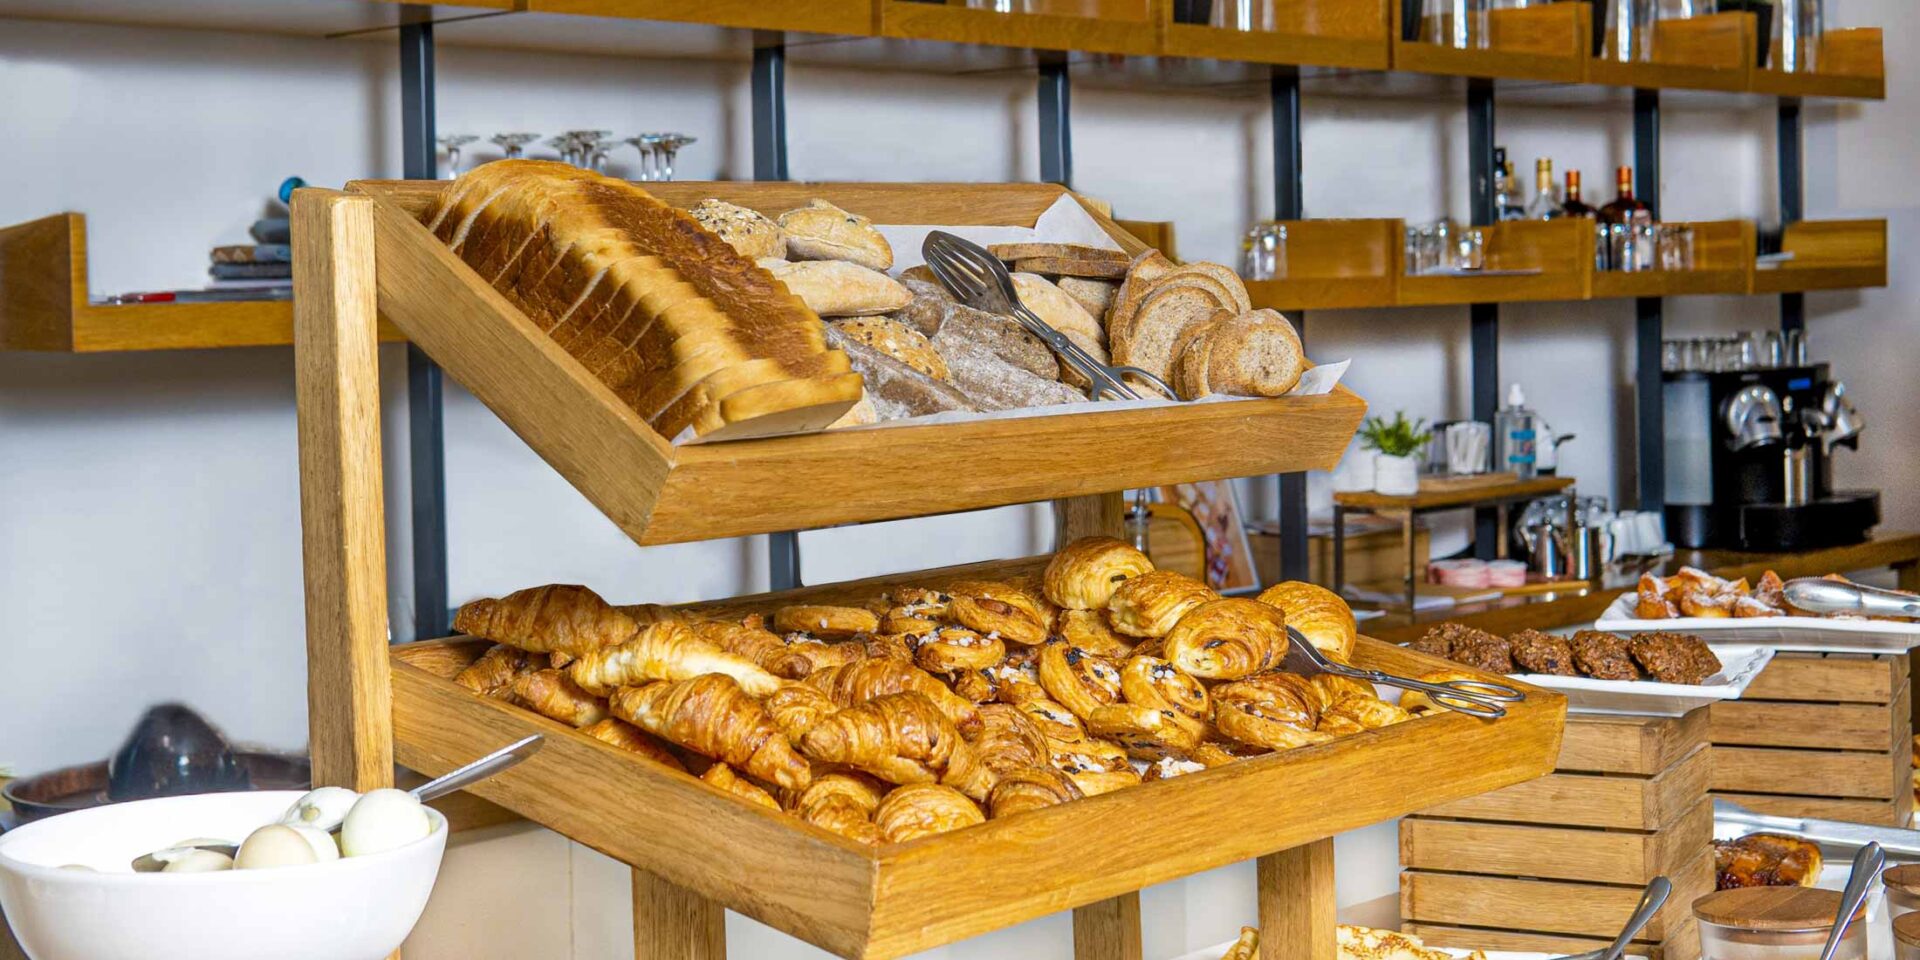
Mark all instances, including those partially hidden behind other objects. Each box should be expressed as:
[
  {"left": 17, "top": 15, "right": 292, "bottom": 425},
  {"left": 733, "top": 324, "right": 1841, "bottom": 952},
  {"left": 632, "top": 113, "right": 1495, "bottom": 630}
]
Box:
[
  {"left": 1162, "top": 22, "right": 1390, "bottom": 70},
  {"left": 877, "top": 1, "right": 1159, "bottom": 57},
  {"left": 526, "top": 0, "right": 876, "bottom": 35}
]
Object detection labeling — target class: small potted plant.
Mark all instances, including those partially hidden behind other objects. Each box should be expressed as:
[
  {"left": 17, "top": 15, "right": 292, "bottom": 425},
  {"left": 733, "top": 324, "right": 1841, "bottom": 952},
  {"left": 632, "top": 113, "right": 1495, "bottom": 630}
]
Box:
[{"left": 1358, "top": 412, "right": 1431, "bottom": 496}]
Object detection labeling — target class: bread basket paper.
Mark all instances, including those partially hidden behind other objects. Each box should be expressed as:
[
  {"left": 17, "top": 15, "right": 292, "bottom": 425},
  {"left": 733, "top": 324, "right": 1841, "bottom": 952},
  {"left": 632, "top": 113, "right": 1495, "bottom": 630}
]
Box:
[{"left": 680, "top": 195, "right": 1346, "bottom": 445}]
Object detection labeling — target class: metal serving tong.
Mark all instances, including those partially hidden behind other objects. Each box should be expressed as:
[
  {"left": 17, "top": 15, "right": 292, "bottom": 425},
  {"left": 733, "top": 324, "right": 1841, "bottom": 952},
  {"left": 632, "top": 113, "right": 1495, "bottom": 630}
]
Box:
[
  {"left": 1784, "top": 577, "right": 1920, "bottom": 618},
  {"left": 1716, "top": 797, "right": 1920, "bottom": 858},
  {"left": 1820, "top": 842, "right": 1884, "bottom": 960},
  {"left": 1552, "top": 877, "right": 1672, "bottom": 960},
  {"left": 1281, "top": 627, "right": 1524, "bottom": 719},
  {"left": 921, "top": 230, "right": 1178, "bottom": 401}
]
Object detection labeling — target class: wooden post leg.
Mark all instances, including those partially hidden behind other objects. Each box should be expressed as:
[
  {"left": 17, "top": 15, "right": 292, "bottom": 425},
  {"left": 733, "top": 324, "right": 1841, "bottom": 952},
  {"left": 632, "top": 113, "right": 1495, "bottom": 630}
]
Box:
[
  {"left": 293, "top": 186, "right": 393, "bottom": 794},
  {"left": 1073, "top": 893, "right": 1143, "bottom": 960},
  {"left": 1900, "top": 562, "right": 1919, "bottom": 729},
  {"left": 632, "top": 868, "right": 726, "bottom": 960},
  {"left": 1054, "top": 492, "right": 1128, "bottom": 545},
  {"left": 1258, "top": 839, "right": 1337, "bottom": 960}
]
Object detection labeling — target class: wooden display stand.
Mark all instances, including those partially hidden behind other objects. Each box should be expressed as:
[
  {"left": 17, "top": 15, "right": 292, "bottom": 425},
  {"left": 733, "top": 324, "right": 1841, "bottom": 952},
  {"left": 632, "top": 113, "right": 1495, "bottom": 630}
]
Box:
[
  {"left": 1711, "top": 652, "right": 1915, "bottom": 827},
  {"left": 1401, "top": 711, "right": 1715, "bottom": 960},
  {"left": 289, "top": 181, "right": 1565, "bottom": 960}
]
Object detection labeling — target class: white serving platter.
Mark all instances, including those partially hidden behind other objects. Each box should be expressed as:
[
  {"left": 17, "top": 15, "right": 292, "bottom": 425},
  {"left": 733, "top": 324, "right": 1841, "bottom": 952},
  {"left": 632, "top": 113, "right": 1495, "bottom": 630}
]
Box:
[
  {"left": 1505, "top": 643, "right": 1775, "bottom": 718},
  {"left": 1595, "top": 592, "right": 1920, "bottom": 654}
]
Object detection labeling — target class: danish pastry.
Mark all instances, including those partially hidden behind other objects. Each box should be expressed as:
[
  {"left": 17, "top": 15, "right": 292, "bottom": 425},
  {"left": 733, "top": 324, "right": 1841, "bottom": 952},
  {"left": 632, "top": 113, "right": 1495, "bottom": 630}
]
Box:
[
  {"left": 1307, "top": 670, "right": 1375, "bottom": 712},
  {"left": 1048, "top": 737, "right": 1129, "bottom": 774},
  {"left": 1119, "top": 655, "right": 1212, "bottom": 739},
  {"left": 1057, "top": 609, "right": 1137, "bottom": 656},
  {"left": 1087, "top": 703, "right": 1203, "bottom": 760},
  {"left": 568, "top": 620, "right": 783, "bottom": 698},
  {"left": 455, "top": 643, "right": 536, "bottom": 698},
  {"left": 913, "top": 626, "right": 1007, "bottom": 674},
  {"left": 508, "top": 669, "right": 608, "bottom": 728},
  {"left": 945, "top": 703, "right": 1049, "bottom": 801},
  {"left": 1016, "top": 698, "right": 1087, "bottom": 742},
  {"left": 701, "top": 762, "right": 780, "bottom": 810},
  {"left": 454, "top": 584, "right": 638, "bottom": 658},
  {"left": 798, "top": 691, "right": 968, "bottom": 785},
  {"left": 949, "top": 668, "right": 997, "bottom": 703},
  {"left": 609, "top": 676, "right": 812, "bottom": 791},
  {"left": 1107, "top": 571, "right": 1220, "bottom": 638},
  {"left": 864, "top": 633, "right": 917, "bottom": 663},
  {"left": 987, "top": 766, "right": 1084, "bottom": 818},
  {"left": 1036, "top": 642, "right": 1125, "bottom": 720},
  {"left": 1042, "top": 536, "right": 1155, "bottom": 610},
  {"left": 1212, "top": 673, "right": 1334, "bottom": 752},
  {"left": 1318, "top": 694, "right": 1412, "bottom": 734},
  {"left": 1192, "top": 740, "right": 1267, "bottom": 767},
  {"left": 1254, "top": 581, "right": 1356, "bottom": 660},
  {"left": 782, "top": 634, "right": 868, "bottom": 673},
  {"left": 773, "top": 604, "right": 880, "bottom": 639},
  {"left": 1060, "top": 765, "right": 1141, "bottom": 798},
  {"left": 806, "top": 658, "right": 981, "bottom": 734},
  {"left": 690, "top": 618, "right": 814, "bottom": 680},
  {"left": 1142, "top": 756, "right": 1209, "bottom": 781},
  {"left": 946, "top": 593, "right": 1049, "bottom": 646},
  {"left": 873, "top": 783, "right": 985, "bottom": 844},
  {"left": 580, "top": 718, "right": 685, "bottom": 771},
  {"left": 983, "top": 649, "right": 1048, "bottom": 704},
  {"left": 1163, "top": 598, "right": 1289, "bottom": 680}
]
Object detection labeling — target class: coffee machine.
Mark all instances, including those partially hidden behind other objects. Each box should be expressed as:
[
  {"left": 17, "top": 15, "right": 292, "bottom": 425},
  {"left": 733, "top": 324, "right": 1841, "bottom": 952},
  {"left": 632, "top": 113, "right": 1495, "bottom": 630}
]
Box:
[{"left": 1663, "top": 363, "right": 1877, "bottom": 551}]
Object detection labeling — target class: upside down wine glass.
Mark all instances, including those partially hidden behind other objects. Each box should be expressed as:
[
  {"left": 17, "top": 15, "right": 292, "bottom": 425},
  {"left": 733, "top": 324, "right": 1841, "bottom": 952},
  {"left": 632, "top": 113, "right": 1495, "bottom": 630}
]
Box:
[
  {"left": 490, "top": 132, "right": 539, "bottom": 160},
  {"left": 437, "top": 134, "right": 477, "bottom": 179}
]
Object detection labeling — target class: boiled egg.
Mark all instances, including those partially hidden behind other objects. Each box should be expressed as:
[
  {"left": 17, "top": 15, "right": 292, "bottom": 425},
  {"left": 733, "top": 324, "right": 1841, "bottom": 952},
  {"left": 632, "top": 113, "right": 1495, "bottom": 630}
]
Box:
[
  {"left": 339, "top": 788, "right": 431, "bottom": 857},
  {"left": 280, "top": 786, "right": 360, "bottom": 832},
  {"left": 234, "top": 824, "right": 319, "bottom": 870},
  {"left": 160, "top": 848, "right": 234, "bottom": 873},
  {"left": 286, "top": 823, "right": 341, "bottom": 863}
]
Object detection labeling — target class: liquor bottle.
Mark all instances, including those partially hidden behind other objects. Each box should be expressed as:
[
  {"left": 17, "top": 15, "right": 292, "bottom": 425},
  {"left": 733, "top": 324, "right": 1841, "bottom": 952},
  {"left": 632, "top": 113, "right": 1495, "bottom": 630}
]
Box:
[
  {"left": 1598, "top": 165, "right": 1653, "bottom": 225},
  {"left": 1492, "top": 148, "right": 1525, "bottom": 222},
  {"left": 1560, "top": 169, "right": 1597, "bottom": 218},
  {"left": 1525, "top": 158, "right": 1564, "bottom": 219}
]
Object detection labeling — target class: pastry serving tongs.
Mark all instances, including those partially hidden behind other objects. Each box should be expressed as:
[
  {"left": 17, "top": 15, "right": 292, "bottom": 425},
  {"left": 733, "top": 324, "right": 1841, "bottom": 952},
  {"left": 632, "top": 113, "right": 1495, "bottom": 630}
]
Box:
[
  {"left": 1282, "top": 627, "right": 1524, "bottom": 719},
  {"left": 921, "top": 230, "right": 1178, "bottom": 401},
  {"left": 1715, "top": 797, "right": 1920, "bottom": 859},
  {"left": 1551, "top": 876, "right": 1672, "bottom": 960},
  {"left": 1784, "top": 577, "right": 1920, "bottom": 618}
]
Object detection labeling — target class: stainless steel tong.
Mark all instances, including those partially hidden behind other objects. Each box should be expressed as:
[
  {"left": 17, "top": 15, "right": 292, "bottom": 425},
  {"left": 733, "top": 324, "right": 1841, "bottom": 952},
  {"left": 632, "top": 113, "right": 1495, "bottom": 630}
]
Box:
[
  {"left": 1784, "top": 577, "right": 1920, "bottom": 618},
  {"left": 921, "top": 230, "right": 1178, "bottom": 401},
  {"left": 1552, "top": 877, "right": 1672, "bottom": 960},
  {"left": 1280, "top": 627, "right": 1524, "bottom": 719}
]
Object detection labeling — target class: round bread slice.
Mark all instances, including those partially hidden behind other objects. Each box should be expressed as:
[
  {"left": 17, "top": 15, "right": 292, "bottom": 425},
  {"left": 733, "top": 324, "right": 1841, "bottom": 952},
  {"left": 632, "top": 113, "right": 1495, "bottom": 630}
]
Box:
[
  {"left": 1111, "top": 281, "right": 1236, "bottom": 384},
  {"left": 1103, "top": 250, "right": 1180, "bottom": 353},
  {"left": 830, "top": 316, "right": 950, "bottom": 381},
  {"left": 778, "top": 199, "right": 893, "bottom": 271},
  {"left": 1152, "top": 263, "right": 1251, "bottom": 315},
  {"left": 1195, "top": 309, "right": 1305, "bottom": 398},
  {"left": 988, "top": 242, "right": 1128, "bottom": 263},
  {"left": 1172, "top": 316, "right": 1230, "bottom": 401}
]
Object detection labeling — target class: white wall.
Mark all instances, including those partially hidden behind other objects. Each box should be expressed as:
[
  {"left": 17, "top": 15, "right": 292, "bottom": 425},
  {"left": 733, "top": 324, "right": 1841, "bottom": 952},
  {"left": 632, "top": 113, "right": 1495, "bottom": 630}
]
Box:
[{"left": 1, "top": 9, "right": 1915, "bottom": 958}]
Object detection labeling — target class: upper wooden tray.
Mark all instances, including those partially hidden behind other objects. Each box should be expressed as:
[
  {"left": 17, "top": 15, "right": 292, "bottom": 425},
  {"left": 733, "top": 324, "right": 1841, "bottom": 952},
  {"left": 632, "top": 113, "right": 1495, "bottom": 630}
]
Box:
[
  {"left": 340, "top": 178, "right": 1367, "bottom": 545},
  {"left": 389, "top": 555, "right": 1567, "bottom": 960}
]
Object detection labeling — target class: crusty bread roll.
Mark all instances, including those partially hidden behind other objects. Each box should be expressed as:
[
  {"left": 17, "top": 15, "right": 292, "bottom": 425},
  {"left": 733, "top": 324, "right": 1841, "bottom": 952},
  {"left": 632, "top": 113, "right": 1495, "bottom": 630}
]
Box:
[
  {"left": 779, "top": 199, "right": 893, "bottom": 271},
  {"left": 830, "top": 317, "right": 949, "bottom": 381},
  {"left": 762, "top": 258, "right": 913, "bottom": 317},
  {"left": 689, "top": 199, "right": 787, "bottom": 261},
  {"left": 1057, "top": 277, "right": 1119, "bottom": 323},
  {"left": 1011, "top": 273, "right": 1105, "bottom": 389}
]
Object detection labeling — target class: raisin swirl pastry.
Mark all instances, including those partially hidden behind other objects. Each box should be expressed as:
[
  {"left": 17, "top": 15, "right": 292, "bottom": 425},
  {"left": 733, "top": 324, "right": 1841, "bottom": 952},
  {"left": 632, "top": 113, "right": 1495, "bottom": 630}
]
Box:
[
  {"left": 1253, "top": 581, "right": 1357, "bottom": 661},
  {"left": 798, "top": 691, "right": 971, "bottom": 786},
  {"left": 946, "top": 592, "right": 1048, "bottom": 647},
  {"left": 1107, "top": 571, "right": 1220, "bottom": 638},
  {"left": 1016, "top": 698, "right": 1087, "bottom": 742},
  {"left": 874, "top": 784, "right": 985, "bottom": 843},
  {"left": 568, "top": 620, "right": 783, "bottom": 698},
  {"left": 945, "top": 702, "right": 1050, "bottom": 801},
  {"left": 1087, "top": 703, "right": 1202, "bottom": 760},
  {"left": 1307, "top": 670, "right": 1375, "bottom": 712},
  {"left": 983, "top": 649, "right": 1048, "bottom": 704},
  {"left": 580, "top": 718, "right": 685, "bottom": 771},
  {"left": 1316, "top": 694, "right": 1412, "bottom": 736},
  {"left": 772, "top": 604, "right": 880, "bottom": 640},
  {"left": 1037, "top": 642, "right": 1125, "bottom": 721},
  {"left": 1211, "top": 672, "right": 1334, "bottom": 753},
  {"left": 610, "top": 676, "right": 812, "bottom": 791},
  {"left": 701, "top": 762, "right": 780, "bottom": 810},
  {"left": 1043, "top": 536, "right": 1155, "bottom": 610},
  {"left": 806, "top": 658, "right": 981, "bottom": 734},
  {"left": 949, "top": 668, "right": 997, "bottom": 703},
  {"left": 1191, "top": 740, "right": 1267, "bottom": 767},
  {"left": 1048, "top": 743, "right": 1141, "bottom": 797},
  {"left": 988, "top": 765, "right": 1084, "bottom": 818},
  {"left": 1163, "top": 598, "right": 1289, "bottom": 680},
  {"left": 1119, "top": 655, "right": 1212, "bottom": 740},
  {"left": 1057, "top": 610, "right": 1137, "bottom": 657},
  {"left": 913, "top": 626, "right": 1007, "bottom": 674}
]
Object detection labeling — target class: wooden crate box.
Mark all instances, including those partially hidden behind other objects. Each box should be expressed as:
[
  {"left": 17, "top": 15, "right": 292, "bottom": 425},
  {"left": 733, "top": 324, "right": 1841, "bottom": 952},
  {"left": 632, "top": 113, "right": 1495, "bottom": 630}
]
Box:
[
  {"left": 1402, "top": 711, "right": 1712, "bottom": 960},
  {"left": 1711, "top": 651, "right": 1914, "bottom": 826}
]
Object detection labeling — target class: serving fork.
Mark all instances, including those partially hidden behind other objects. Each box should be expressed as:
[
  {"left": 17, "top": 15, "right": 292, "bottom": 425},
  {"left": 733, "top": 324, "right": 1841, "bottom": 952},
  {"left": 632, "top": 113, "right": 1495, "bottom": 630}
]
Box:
[
  {"left": 1282, "top": 627, "right": 1523, "bottom": 719},
  {"left": 921, "top": 230, "right": 1177, "bottom": 401}
]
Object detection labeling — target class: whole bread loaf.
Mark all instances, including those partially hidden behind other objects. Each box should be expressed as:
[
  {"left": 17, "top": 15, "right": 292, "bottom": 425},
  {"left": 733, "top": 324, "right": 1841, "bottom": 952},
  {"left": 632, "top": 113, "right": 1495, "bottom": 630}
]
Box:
[{"left": 422, "top": 161, "right": 860, "bottom": 440}]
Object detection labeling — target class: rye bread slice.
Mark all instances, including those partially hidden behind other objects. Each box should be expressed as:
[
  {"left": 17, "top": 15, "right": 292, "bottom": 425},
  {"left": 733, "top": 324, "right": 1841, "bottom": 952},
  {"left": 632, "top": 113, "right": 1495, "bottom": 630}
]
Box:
[
  {"left": 988, "top": 242, "right": 1128, "bottom": 263},
  {"left": 1112, "top": 283, "right": 1237, "bottom": 385},
  {"left": 1103, "top": 250, "right": 1179, "bottom": 350},
  {"left": 1012, "top": 256, "right": 1128, "bottom": 279},
  {"left": 1192, "top": 309, "right": 1305, "bottom": 398},
  {"left": 1057, "top": 277, "right": 1118, "bottom": 322}
]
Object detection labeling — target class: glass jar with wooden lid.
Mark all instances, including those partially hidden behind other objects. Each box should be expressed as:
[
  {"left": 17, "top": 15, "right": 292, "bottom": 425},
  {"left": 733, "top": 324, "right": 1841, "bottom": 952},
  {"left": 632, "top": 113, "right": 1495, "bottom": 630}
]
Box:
[
  {"left": 1887, "top": 864, "right": 1920, "bottom": 920},
  {"left": 1897, "top": 910, "right": 1920, "bottom": 960},
  {"left": 1692, "top": 886, "right": 1869, "bottom": 960}
]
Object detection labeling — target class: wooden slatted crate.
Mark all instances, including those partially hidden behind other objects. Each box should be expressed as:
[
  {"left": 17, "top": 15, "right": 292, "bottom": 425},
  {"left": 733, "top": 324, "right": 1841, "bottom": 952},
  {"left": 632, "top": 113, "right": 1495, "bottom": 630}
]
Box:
[
  {"left": 1710, "top": 651, "right": 1914, "bottom": 827},
  {"left": 1402, "top": 711, "right": 1713, "bottom": 960}
]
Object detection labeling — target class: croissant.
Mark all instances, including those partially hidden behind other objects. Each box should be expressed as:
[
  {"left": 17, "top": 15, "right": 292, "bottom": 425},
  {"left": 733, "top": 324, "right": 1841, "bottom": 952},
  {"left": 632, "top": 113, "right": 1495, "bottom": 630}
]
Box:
[
  {"left": 1212, "top": 672, "right": 1333, "bottom": 752},
  {"left": 1043, "top": 537, "right": 1155, "bottom": 610},
  {"left": 701, "top": 762, "right": 780, "bottom": 810},
  {"left": 806, "top": 658, "right": 981, "bottom": 734},
  {"left": 609, "top": 676, "right": 812, "bottom": 791},
  {"left": 1164, "top": 599, "right": 1289, "bottom": 680},
  {"left": 508, "top": 669, "right": 608, "bottom": 727},
  {"left": 799, "top": 692, "right": 968, "bottom": 785},
  {"left": 914, "top": 626, "right": 1007, "bottom": 673},
  {"left": 983, "top": 649, "right": 1049, "bottom": 704},
  {"left": 945, "top": 703, "right": 1049, "bottom": 801},
  {"left": 569, "top": 621, "right": 783, "bottom": 698},
  {"left": 455, "top": 643, "right": 537, "bottom": 698},
  {"left": 454, "top": 584, "right": 637, "bottom": 657},
  {"left": 988, "top": 765, "right": 1084, "bottom": 818},
  {"left": 783, "top": 635, "right": 869, "bottom": 673},
  {"left": 1017, "top": 698, "right": 1088, "bottom": 742},
  {"left": 773, "top": 604, "right": 879, "bottom": 639},
  {"left": 946, "top": 593, "right": 1048, "bottom": 646},
  {"left": 763, "top": 681, "right": 839, "bottom": 741},
  {"left": 799, "top": 792, "right": 882, "bottom": 845},
  {"left": 691, "top": 618, "right": 813, "bottom": 679},
  {"left": 1254, "top": 581, "right": 1356, "bottom": 660},
  {"left": 1057, "top": 610, "right": 1137, "bottom": 657},
  {"left": 790, "top": 770, "right": 887, "bottom": 816},
  {"left": 1088, "top": 703, "right": 1203, "bottom": 760},
  {"left": 1219, "top": 927, "right": 1260, "bottom": 960},
  {"left": 1120, "top": 655, "right": 1211, "bottom": 739},
  {"left": 1108, "top": 571, "right": 1219, "bottom": 638},
  {"left": 617, "top": 602, "right": 685, "bottom": 625},
  {"left": 873, "top": 784, "right": 985, "bottom": 844},
  {"left": 1037, "top": 642, "right": 1124, "bottom": 720},
  {"left": 580, "top": 718, "right": 685, "bottom": 771}
]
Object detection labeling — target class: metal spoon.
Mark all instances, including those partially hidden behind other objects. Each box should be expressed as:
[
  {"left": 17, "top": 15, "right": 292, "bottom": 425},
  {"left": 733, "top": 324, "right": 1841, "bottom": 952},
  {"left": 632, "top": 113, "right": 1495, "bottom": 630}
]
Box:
[{"left": 1818, "top": 841, "right": 1883, "bottom": 960}]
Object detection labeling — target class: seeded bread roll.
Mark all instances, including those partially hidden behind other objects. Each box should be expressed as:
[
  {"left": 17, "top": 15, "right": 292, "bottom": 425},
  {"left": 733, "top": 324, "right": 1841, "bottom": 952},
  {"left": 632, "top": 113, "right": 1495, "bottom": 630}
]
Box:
[
  {"left": 779, "top": 199, "right": 893, "bottom": 271},
  {"left": 830, "top": 317, "right": 949, "bottom": 381},
  {"left": 762, "top": 258, "right": 913, "bottom": 317},
  {"left": 689, "top": 198, "right": 787, "bottom": 261},
  {"left": 935, "top": 333, "right": 1087, "bottom": 411}
]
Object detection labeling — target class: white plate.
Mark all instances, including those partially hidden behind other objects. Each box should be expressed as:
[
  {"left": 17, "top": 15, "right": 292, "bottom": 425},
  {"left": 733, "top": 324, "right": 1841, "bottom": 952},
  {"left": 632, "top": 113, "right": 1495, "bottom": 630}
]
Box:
[
  {"left": 1174, "top": 944, "right": 1605, "bottom": 960},
  {"left": 1595, "top": 592, "right": 1920, "bottom": 654},
  {"left": 1507, "top": 644, "right": 1775, "bottom": 717}
]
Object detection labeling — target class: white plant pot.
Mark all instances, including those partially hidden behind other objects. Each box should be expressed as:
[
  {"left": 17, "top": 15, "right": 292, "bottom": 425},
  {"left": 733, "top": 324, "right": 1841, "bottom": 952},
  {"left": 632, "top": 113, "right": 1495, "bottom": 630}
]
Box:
[
  {"left": 1334, "top": 449, "right": 1376, "bottom": 493},
  {"left": 1374, "top": 454, "right": 1421, "bottom": 496}
]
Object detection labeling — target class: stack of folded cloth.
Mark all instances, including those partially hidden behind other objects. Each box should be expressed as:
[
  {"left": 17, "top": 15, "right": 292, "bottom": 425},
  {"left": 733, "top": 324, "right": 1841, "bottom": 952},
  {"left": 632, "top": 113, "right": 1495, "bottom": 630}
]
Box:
[{"left": 207, "top": 217, "right": 292, "bottom": 295}]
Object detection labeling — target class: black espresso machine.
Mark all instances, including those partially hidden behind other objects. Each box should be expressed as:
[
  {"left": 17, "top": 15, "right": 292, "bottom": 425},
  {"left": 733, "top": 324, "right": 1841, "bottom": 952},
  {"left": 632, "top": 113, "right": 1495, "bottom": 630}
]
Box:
[{"left": 1663, "top": 363, "right": 1877, "bottom": 551}]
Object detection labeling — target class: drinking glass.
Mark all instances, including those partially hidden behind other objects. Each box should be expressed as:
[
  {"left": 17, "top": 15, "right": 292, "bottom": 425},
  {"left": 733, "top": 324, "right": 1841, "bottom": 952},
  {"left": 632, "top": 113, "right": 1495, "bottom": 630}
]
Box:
[
  {"left": 1631, "top": 223, "right": 1657, "bottom": 271},
  {"left": 1775, "top": 0, "right": 1823, "bottom": 73},
  {"left": 1433, "top": 219, "right": 1456, "bottom": 270},
  {"left": 1662, "top": 340, "right": 1685, "bottom": 372},
  {"left": 1596, "top": 222, "right": 1618, "bottom": 271},
  {"left": 1602, "top": 0, "right": 1656, "bottom": 61},
  {"left": 1657, "top": 223, "right": 1694, "bottom": 270},
  {"left": 1424, "top": 0, "right": 1490, "bottom": 50},
  {"left": 1241, "top": 222, "right": 1287, "bottom": 280},
  {"left": 490, "top": 132, "right": 539, "bottom": 160},
  {"left": 625, "top": 135, "right": 661, "bottom": 181},
  {"left": 1459, "top": 227, "right": 1487, "bottom": 270},
  {"left": 1734, "top": 332, "right": 1762, "bottom": 370},
  {"left": 1657, "top": 0, "right": 1714, "bottom": 17},
  {"left": 1785, "top": 328, "right": 1808, "bottom": 365},
  {"left": 437, "top": 134, "right": 477, "bottom": 179},
  {"left": 1209, "top": 0, "right": 1275, "bottom": 31},
  {"left": 1761, "top": 330, "right": 1784, "bottom": 367},
  {"left": 547, "top": 133, "right": 583, "bottom": 165},
  {"left": 1685, "top": 338, "right": 1711, "bottom": 371},
  {"left": 1404, "top": 226, "right": 1422, "bottom": 276}
]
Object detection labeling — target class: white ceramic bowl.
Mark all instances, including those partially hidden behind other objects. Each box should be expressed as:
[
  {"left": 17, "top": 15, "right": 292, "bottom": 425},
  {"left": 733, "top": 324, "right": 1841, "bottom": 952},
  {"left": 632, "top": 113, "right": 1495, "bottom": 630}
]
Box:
[{"left": 0, "top": 790, "right": 447, "bottom": 960}]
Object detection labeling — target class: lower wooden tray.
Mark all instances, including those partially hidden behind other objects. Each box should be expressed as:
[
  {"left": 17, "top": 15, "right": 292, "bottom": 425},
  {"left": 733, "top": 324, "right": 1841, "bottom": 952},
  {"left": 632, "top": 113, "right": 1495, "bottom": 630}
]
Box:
[{"left": 389, "top": 568, "right": 1565, "bottom": 960}]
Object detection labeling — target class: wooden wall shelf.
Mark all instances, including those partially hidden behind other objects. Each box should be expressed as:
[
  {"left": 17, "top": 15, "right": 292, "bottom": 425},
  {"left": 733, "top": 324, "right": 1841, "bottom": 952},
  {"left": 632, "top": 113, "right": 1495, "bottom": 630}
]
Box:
[
  {"left": 524, "top": 0, "right": 876, "bottom": 34},
  {"left": 1391, "top": 2, "right": 1590, "bottom": 84},
  {"left": 1586, "top": 11, "right": 1753, "bottom": 93},
  {"left": 876, "top": 0, "right": 1159, "bottom": 57},
  {"left": 1398, "top": 218, "right": 1592, "bottom": 305},
  {"left": 1749, "top": 29, "right": 1886, "bottom": 99},
  {"left": 1589, "top": 220, "right": 1753, "bottom": 299},
  {"left": 1749, "top": 218, "right": 1888, "bottom": 294},
  {"left": 1242, "top": 218, "right": 1400, "bottom": 310},
  {"left": 1160, "top": 0, "right": 1391, "bottom": 70},
  {"left": 0, "top": 212, "right": 400, "bottom": 352}
]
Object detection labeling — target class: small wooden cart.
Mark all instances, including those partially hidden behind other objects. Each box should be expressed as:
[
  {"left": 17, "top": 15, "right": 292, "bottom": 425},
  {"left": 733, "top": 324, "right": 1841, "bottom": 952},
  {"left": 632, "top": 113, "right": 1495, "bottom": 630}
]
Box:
[{"left": 290, "top": 178, "right": 1567, "bottom": 960}]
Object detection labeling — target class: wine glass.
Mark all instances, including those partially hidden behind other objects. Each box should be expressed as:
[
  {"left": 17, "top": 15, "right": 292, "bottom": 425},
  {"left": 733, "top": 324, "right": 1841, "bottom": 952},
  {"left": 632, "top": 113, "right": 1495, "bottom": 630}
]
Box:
[
  {"left": 625, "top": 135, "right": 661, "bottom": 181},
  {"left": 576, "top": 130, "right": 615, "bottom": 172},
  {"left": 547, "top": 133, "right": 582, "bottom": 165},
  {"left": 490, "top": 132, "right": 539, "bottom": 160},
  {"left": 437, "top": 134, "right": 477, "bottom": 179},
  {"left": 651, "top": 133, "right": 697, "bottom": 182}
]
